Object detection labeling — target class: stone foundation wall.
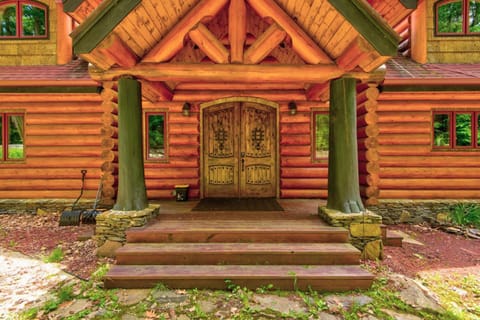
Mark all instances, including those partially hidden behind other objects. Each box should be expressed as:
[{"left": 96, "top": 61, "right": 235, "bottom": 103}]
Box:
[
  {"left": 0, "top": 199, "right": 102, "bottom": 215},
  {"left": 367, "top": 199, "right": 480, "bottom": 224}
]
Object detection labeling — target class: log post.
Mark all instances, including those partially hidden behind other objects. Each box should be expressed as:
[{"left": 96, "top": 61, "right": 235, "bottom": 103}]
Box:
[
  {"left": 327, "top": 77, "right": 365, "bottom": 213},
  {"left": 113, "top": 77, "right": 148, "bottom": 211}
]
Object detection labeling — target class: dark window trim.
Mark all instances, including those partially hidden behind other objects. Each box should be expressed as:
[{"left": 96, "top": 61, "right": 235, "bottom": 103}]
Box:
[
  {"left": 435, "top": 0, "right": 480, "bottom": 36},
  {"left": 432, "top": 110, "right": 480, "bottom": 150},
  {"left": 0, "top": 111, "right": 26, "bottom": 162},
  {"left": 144, "top": 110, "right": 168, "bottom": 162},
  {"left": 312, "top": 109, "right": 329, "bottom": 163},
  {"left": 0, "top": 0, "right": 49, "bottom": 39}
]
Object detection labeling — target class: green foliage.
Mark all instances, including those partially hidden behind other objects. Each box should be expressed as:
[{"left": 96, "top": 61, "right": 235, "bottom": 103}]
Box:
[
  {"left": 18, "top": 307, "right": 39, "bottom": 320},
  {"left": 449, "top": 203, "right": 480, "bottom": 227},
  {"left": 455, "top": 113, "right": 472, "bottom": 146},
  {"left": 148, "top": 114, "right": 165, "bottom": 148},
  {"left": 433, "top": 114, "right": 450, "bottom": 147},
  {"left": 44, "top": 247, "right": 64, "bottom": 263},
  {"left": 0, "top": 4, "right": 16, "bottom": 36},
  {"left": 21, "top": 4, "right": 46, "bottom": 36},
  {"left": 315, "top": 113, "right": 329, "bottom": 158},
  {"left": 437, "top": 1, "right": 463, "bottom": 33}
]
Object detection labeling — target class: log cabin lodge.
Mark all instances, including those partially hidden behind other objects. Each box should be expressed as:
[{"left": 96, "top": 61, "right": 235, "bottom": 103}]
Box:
[{"left": 0, "top": 0, "right": 479, "bottom": 290}]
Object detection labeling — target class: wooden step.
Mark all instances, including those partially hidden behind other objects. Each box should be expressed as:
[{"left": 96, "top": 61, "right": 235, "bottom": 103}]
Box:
[
  {"left": 126, "top": 219, "right": 349, "bottom": 243},
  {"left": 384, "top": 230, "right": 403, "bottom": 247},
  {"left": 104, "top": 265, "right": 374, "bottom": 291},
  {"left": 116, "top": 243, "right": 361, "bottom": 265}
]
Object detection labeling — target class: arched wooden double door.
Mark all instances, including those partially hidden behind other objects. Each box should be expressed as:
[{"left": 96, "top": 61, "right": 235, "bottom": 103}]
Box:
[{"left": 203, "top": 101, "right": 277, "bottom": 198}]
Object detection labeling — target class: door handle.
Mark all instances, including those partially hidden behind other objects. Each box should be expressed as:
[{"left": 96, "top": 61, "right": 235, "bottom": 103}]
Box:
[
  {"left": 241, "top": 158, "right": 245, "bottom": 172},
  {"left": 241, "top": 152, "right": 245, "bottom": 158}
]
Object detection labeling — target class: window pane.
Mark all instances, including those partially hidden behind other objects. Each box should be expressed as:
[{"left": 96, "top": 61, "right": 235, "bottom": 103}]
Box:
[
  {"left": 455, "top": 113, "right": 472, "bottom": 146},
  {"left": 7, "top": 115, "right": 24, "bottom": 159},
  {"left": 0, "top": 4, "right": 17, "bottom": 36},
  {"left": 469, "top": 0, "right": 480, "bottom": 32},
  {"left": 147, "top": 114, "right": 165, "bottom": 159},
  {"left": 315, "top": 113, "right": 329, "bottom": 159},
  {"left": 438, "top": 1, "right": 464, "bottom": 33},
  {"left": 22, "top": 4, "right": 45, "bottom": 36},
  {"left": 0, "top": 115, "right": 3, "bottom": 159},
  {"left": 433, "top": 113, "right": 451, "bottom": 147}
]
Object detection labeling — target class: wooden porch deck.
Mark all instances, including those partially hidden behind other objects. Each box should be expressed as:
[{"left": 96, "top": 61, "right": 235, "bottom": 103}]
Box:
[{"left": 105, "top": 199, "right": 375, "bottom": 291}]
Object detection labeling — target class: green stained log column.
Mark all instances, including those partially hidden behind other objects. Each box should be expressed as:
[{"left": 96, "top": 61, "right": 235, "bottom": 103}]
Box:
[
  {"left": 327, "top": 77, "right": 365, "bottom": 213},
  {"left": 113, "top": 77, "right": 148, "bottom": 211}
]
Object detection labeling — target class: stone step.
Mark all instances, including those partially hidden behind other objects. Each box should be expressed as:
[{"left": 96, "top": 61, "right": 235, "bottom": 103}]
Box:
[
  {"left": 104, "top": 265, "right": 374, "bottom": 291},
  {"left": 384, "top": 230, "right": 403, "bottom": 247},
  {"left": 116, "top": 242, "right": 361, "bottom": 265},
  {"left": 126, "top": 218, "right": 349, "bottom": 243}
]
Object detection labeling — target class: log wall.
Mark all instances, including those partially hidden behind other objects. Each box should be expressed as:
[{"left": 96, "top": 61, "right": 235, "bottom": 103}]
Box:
[
  {"left": 377, "top": 91, "right": 480, "bottom": 199},
  {"left": 426, "top": 0, "right": 480, "bottom": 63},
  {"left": 0, "top": 0, "right": 58, "bottom": 66},
  {"left": 0, "top": 93, "right": 103, "bottom": 199}
]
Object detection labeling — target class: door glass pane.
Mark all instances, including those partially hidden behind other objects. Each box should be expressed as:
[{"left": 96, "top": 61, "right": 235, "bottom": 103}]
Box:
[
  {"left": 315, "top": 113, "right": 329, "bottom": 159},
  {"left": 469, "top": 0, "right": 480, "bottom": 32},
  {"left": 455, "top": 113, "right": 472, "bottom": 146},
  {"left": 7, "top": 115, "right": 24, "bottom": 159},
  {"left": 22, "top": 4, "right": 46, "bottom": 36},
  {"left": 437, "top": 1, "right": 463, "bottom": 33},
  {"left": 0, "top": 4, "right": 17, "bottom": 36},
  {"left": 433, "top": 113, "right": 451, "bottom": 147},
  {"left": 147, "top": 114, "right": 165, "bottom": 159}
]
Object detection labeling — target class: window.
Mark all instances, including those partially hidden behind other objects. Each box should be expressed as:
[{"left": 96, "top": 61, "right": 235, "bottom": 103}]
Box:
[
  {"left": 0, "top": 0, "right": 47, "bottom": 39},
  {"left": 433, "top": 111, "right": 479, "bottom": 149},
  {"left": 0, "top": 112, "right": 25, "bottom": 161},
  {"left": 435, "top": 0, "right": 480, "bottom": 35},
  {"left": 313, "top": 111, "right": 329, "bottom": 160},
  {"left": 145, "top": 112, "right": 166, "bottom": 160}
]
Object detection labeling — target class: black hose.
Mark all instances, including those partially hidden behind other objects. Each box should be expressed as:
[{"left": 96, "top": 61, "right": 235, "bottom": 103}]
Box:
[{"left": 71, "top": 169, "right": 87, "bottom": 210}]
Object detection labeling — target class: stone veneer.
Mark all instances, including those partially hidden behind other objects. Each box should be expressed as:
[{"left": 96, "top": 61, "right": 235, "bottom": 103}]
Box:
[
  {"left": 0, "top": 199, "right": 100, "bottom": 215},
  {"left": 319, "top": 207, "right": 383, "bottom": 260},
  {"left": 94, "top": 204, "right": 160, "bottom": 245},
  {"left": 367, "top": 199, "right": 480, "bottom": 225}
]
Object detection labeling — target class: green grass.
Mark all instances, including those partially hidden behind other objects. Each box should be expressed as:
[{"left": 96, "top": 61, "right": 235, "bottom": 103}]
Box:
[
  {"left": 43, "top": 247, "right": 64, "bottom": 263},
  {"left": 449, "top": 203, "right": 480, "bottom": 227}
]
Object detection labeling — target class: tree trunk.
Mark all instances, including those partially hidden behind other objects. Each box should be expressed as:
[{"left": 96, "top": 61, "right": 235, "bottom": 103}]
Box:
[
  {"left": 113, "top": 77, "right": 148, "bottom": 211},
  {"left": 327, "top": 77, "right": 365, "bottom": 213}
]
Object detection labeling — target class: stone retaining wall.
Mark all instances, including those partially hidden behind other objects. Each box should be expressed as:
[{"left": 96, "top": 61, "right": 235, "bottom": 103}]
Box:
[
  {"left": 0, "top": 199, "right": 102, "bottom": 215},
  {"left": 367, "top": 199, "right": 480, "bottom": 224}
]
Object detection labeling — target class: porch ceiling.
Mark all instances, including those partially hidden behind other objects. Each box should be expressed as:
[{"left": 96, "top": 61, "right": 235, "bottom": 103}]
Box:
[{"left": 68, "top": 0, "right": 400, "bottom": 102}]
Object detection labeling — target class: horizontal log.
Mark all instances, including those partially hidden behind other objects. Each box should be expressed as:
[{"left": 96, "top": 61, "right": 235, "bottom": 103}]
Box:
[
  {"left": 102, "top": 186, "right": 117, "bottom": 199},
  {"left": 358, "top": 149, "right": 379, "bottom": 162},
  {"left": 101, "top": 113, "right": 119, "bottom": 126},
  {"left": 280, "top": 135, "right": 311, "bottom": 146},
  {"left": 145, "top": 168, "right": 199, "bottom": 179},
  {"left": 377, "top": 133, "right": 430, "bottom": 145},
  {"left": 168, "top": 146, "right": 199, "bottom": 157},
  {"left": 356, "top": 86, "right": 379, "bottom": 105},
  {"left": 380, "top": 178, "right": 480, "bottom": 190},
  {"left": 281, "top": 178, "right": 328, "bottom": 189},
  {"left": 100, "top": 126, "right": 119, "bottom": 138},
  {"left": 101, "top": 138, "right": 117, "bottom": 150},
  {"left": 359, "top": 173, "right": 379, "bottom": 186},
  {"left": 27, "top": 113, "right": 102, "bottom": 125},
  {"left": 380, "top": 156, "right": 480, "bottom": 167},
  {"left": 364, "top": 197, "right": 379, "bottom": 206},
  {"left": 168, "top": 113, "right": 199, "bottom": 124},
  {"left": 144, "top": 158, "right": 199, "bottom": 168},
  {"left": 377, "top": 101, "right": 480, "bottom": 112},
  {"left": 145, "top": 179, "right": 199, "bottom": 189},
  {"left": 29, "top": 124, "right": 101, "bottom": 136},
  {"left": 280, "top": 145, "right": 311, "bottom": 157},
  {"left": 0, "top": 179, "right": 100, "bottom": 191},
  {"left": 168, "top": 123, "right": 199, "bottom": 135},
  {"left": 356, "top": 101, "right": 378, "bottom": 115},
  {"left": 101, "top": 162, "right": 118, "bottom": 174},
  {"left": 280, "top": 156, "right": 326, "bottom": 168},
  {"left": 169, "top": 135, "right": 199, "bottom": 146},
  {"left": 379, "top": 190, "right": 480, "bottom": 199},
  {"left": 380, "top": 167, "right": 480, "bottom": 179},
  {"left": 357, "top": 126, "right": 379, "bottom": 139},
  {"left": 378, "top": 145, "right": 430, "bottom": 156},
  {"left": 175, "top": 82, "right": 305, "bottom": 90},
  {"left": 360, "top": 186, "right": 379, "bottom": 198},
  {"left": 173, "top": 90, "right": 307, "bottom": 102},
  {"left": 280, "top": 167, "right": 328, "bottom": 178},
  {"left": 280, "top": 189, "right": 328, "bottom": 199},
  {"left": 27, "top": 135, "right": 101, "bottom": 147},
  {"left": 0, "top": 168, "right": 102, "bottom": 179},
  {"left": 1, "top": 157, "right": 102, "bottom": 169},
  {"left": 357, "top": 113, "right": 378, "bottom": 128},
  {"left": 101, "top": 150, "right": 118, "bottom": 162},
  {"left": 358, "top": 161, "right": 380, "bottom": 174},
  {"left": 0, "top": 94, "right": 101, "bottom": 103},
  {"left": 378, "top": 92, "right": 480, "bottom": 101},
  {"left": 0, "top": 190, "right": 98, "bottom": 199},
  {"left": 280, "top": 113, "right": 311, "bottom": 124},
  {"left": 27, "top": 146, "right": 102, "bottom": 158},
  {"left": 377, "top": 111, "right": 431, "bottom": 123},
  {"left": 378, "top": 123, "right": 430, "bottom": 134},
  {"left": 280, "top": 123, "right": 311, "bottom": 135},
  {"left": 1, "top": 103, "right": 102, "bottom": 113}
]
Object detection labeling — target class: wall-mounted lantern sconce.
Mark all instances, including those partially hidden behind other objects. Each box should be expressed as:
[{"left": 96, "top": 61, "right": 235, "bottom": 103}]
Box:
[
  {"left": 288, "top": 101, "right": 297, "bottom": 115},
  {"left": 182, "top": 102, "right": 191, "bottom": 116}
]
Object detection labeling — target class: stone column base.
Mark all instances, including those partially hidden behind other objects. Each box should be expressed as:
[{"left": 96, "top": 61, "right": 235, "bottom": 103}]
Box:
[
  {"left": 319, "top": 207, "right": 383, "bottom": 260},
  {"left": 94, "top": 204, "right": 160, "bottom": 246}
]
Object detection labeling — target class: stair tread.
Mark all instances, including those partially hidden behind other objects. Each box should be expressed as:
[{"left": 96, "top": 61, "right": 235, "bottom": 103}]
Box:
[
  {"left": 117, "top": 242, "right": 360, "bottom": 255},
  {"left": 106, "top": 264, "right": 374, "bottom": 280},
  {"left": 386, "top": 230, "right": 404, "bottom": 239}
]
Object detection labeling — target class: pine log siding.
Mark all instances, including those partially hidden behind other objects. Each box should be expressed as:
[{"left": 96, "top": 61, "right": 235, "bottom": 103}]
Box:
[
  {"left": 0, "top": 93, "right": 103, "bottom": 199},
  {"left": 377, "top": 91, "right": 480, "bottom": 199},
  {"left": 426, "top": 0, "right": 480, "bottom": 63},
  {"left": 0, "top": 0, "right": 58, "bottom": 66}
]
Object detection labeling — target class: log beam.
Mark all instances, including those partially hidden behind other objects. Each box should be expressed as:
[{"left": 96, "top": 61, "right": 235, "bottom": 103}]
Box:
[
  {"left": 56, "top": 0, "right": 73, "bottom": 64},
  {"left": 189, "top": 23, "right": 230, "bottom": 64},
  {"left": 140, "top": 80, "right": 173, "bottom": 102},
  {"left": 143, "top": 0, "right": 228, "bottom": 63},
  {"left": 246, "top": 0, "right": 332, "bottom": 64},
  {"left": 244, "top": 23, "right": 286, "bottom": 64},
  {"left": 97, "top": 33, "right": 139, "bottom": 68},
  {"left": 90, "top": 63, "right": 344, "bottom": 83},
  {"left": 229, "top": 0, "right": 246, "bottom": 63},
  {"left": 306, "top": 83, "right": 330, "bottom": 101}
]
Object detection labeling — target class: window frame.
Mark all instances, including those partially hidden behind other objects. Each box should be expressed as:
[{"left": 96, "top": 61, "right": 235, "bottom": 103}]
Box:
[
  {"left": 435, "top": 0, "right": 480, "bottom": 36},
  {"left": 312, "top": 109, "right": 330, "bottom": 163},
  {"left": 0, "top": 0, "right": 48, "bottom": 39},
  {"left": 432, "top": 110, "right": 480, "bottom": 150},
  {"left": 0, "top": 111, "right": 26, "bottom": 162},
  {"left": 144, "top": 110, "right": 168, "bottom": 162}
]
